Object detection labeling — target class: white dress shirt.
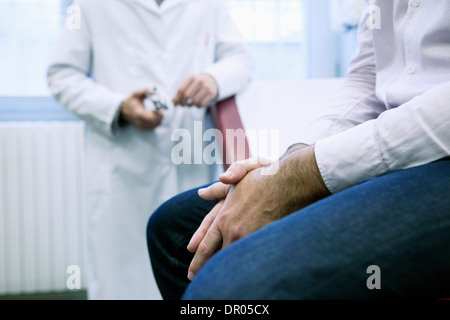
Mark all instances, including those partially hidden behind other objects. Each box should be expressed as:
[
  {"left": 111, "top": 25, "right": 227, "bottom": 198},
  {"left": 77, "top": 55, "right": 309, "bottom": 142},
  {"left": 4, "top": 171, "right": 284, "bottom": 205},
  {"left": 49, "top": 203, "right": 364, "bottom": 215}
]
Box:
[{"left": 303, "top": 0, "right": 450, "bottom": 194}]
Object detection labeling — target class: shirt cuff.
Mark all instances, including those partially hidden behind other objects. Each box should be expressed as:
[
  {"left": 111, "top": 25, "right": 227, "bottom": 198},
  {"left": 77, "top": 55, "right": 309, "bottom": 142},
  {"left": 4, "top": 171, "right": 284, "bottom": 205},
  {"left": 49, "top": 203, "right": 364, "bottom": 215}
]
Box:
[
  {"left": 203, "top": 67, "right": 226, "bottom": 101},
  {"left": 314, "top": 119, "right": 389, "bottom": 194},
  {"left": 99, "top": 93, "right": 127, "bottom": 137},
  {"left": 204, "top": 62, "right": 250, "bottom": 102},
  {"left": 111, "top": 99, "right": 125, "bottom": 135}
]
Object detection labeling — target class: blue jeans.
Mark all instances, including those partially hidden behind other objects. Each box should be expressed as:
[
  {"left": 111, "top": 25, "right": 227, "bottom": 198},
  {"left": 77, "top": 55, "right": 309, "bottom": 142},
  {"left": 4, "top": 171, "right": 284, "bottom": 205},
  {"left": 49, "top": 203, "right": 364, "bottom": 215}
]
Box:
[{"left": 147, "top": 159, "right": 450, "bottom": 299}]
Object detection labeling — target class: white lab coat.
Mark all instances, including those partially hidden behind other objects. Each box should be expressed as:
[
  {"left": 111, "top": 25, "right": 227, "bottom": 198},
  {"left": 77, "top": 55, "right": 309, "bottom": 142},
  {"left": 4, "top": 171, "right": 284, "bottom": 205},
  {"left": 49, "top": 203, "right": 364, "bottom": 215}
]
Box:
[{"left": 47, "top": 0, "right": 252, "bottom": 300}]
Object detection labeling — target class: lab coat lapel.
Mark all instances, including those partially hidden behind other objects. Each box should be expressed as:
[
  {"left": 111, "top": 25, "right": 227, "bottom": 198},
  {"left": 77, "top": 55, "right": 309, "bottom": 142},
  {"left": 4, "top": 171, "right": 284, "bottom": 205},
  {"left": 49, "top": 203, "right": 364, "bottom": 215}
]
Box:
[
  {"left": 132, "top": 0, "right": 160, "bottom": 14},
  {"left": 133, "top": 0, "right": 189, "bottom": 15},
  {"left": 160, "top": 0, "right": 189, "bottom": 13}
]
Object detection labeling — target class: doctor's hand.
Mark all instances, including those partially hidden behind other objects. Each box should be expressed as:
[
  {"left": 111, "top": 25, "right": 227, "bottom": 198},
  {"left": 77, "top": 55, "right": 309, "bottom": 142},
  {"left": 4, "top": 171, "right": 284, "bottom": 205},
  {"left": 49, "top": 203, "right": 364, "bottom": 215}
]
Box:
[
  {"left": 120, "top": 89, "right": 164, "bottom": 131},
  {"left": 172, "top": 73, "right": 218, "bottom": 108},
  {"left": 186, "top": 146, "right": 331, "bottom": 281}
]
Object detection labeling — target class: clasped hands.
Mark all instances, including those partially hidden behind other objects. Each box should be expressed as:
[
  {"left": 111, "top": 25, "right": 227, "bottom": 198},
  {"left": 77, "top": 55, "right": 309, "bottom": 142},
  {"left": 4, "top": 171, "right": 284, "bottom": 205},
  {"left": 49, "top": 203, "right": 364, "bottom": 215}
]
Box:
[{"left": 186, "top": 144, "right": 331, "bottom": 280}]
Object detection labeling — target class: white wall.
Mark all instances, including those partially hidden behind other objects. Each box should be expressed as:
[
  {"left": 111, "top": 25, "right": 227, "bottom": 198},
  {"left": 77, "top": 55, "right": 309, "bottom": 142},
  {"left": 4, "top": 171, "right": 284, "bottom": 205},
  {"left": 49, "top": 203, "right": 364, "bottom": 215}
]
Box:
[{"left": 237, "top": 78, "right": 344, "bottom": 159}]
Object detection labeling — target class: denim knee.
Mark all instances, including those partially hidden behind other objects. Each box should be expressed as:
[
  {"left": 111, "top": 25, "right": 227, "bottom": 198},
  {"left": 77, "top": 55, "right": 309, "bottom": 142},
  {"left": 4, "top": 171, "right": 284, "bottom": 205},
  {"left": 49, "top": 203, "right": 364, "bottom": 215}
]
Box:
[
  {"left": 146, "top": 196, "right": 179, "bottom": 250},
  {"left": 147, "top": 184, "right": 217, "bottom": 251}
]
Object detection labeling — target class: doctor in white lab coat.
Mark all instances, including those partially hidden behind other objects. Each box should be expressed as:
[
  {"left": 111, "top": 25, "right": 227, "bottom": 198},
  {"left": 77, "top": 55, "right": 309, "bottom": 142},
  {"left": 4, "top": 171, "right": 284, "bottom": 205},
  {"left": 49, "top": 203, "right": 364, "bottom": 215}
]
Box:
[{"left": 47, "top": 0, "right": 252, "bottom": 300}]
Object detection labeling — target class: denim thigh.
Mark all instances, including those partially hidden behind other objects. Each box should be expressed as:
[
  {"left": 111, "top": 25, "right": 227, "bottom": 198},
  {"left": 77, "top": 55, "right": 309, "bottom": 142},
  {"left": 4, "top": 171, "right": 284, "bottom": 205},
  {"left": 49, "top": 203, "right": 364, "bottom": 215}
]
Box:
[{"left": 183, "top": 159, "right": 450, "bottom": 300}]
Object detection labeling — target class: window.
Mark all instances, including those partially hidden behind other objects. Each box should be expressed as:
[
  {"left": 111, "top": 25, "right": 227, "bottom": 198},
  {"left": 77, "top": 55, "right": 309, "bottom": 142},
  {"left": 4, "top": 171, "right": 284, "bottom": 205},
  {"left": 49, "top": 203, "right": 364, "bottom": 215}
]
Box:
[
  {"left": 0, "top": 0, "right": 72, "bottom": 97},
  {"left": 225, "top": 0, "right": 308, "bottom": 80},
  {"left": 0, "top": 0, "right": 353, "bottom": 97}
]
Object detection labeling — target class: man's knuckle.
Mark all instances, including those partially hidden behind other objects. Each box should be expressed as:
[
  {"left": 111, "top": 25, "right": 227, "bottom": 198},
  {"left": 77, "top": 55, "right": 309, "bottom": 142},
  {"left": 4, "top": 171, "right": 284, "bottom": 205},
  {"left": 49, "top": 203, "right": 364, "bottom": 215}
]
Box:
[
  {"left": 217, "top": 214, "right": 230, "bottom": 230},
  {"left": 228, "top": 226, "right": 242, "bottom": 242},
  {"left": 228, "top": 162, "right": 238, "bottom": 172},
  {"left": 198, "top": 241, "right": 212, "bottom": 256},
  {"left": 212, "top": 183, "right": 224, "bottom": 194}
]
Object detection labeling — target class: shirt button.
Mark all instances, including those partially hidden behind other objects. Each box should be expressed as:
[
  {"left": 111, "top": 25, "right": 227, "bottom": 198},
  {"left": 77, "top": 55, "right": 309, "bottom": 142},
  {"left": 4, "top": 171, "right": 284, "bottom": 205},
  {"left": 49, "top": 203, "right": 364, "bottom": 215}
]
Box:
[
  {"left": 412, "top": 0, "right": 420, "bottom": 7},
  {"left": 407, "top": 65, "right": 416, "bottom": 74}
]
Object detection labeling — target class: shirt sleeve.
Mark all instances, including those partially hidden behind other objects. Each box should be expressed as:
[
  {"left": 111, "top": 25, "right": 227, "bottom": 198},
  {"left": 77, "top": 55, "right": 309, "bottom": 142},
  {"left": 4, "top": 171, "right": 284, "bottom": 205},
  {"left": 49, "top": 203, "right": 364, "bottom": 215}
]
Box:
[
  {"left": 203, "top": 0, "right": 253, "bottom": 101},
  {"left": 309, "top": 10, "right": 450, "bottom": 194},
  {"left": 315, "top": 80, "right": 450, "bottom": 194},
  {"left": 47, "top": 0, "right": 126, "bottom": 138}
]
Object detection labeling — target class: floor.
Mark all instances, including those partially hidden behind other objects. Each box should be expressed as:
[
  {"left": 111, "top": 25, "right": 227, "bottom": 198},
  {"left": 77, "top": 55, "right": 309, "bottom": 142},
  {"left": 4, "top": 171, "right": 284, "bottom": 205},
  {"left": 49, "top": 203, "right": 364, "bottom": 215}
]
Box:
[{"left": 0, "top": 290, "right": 88, "bottom": 300}]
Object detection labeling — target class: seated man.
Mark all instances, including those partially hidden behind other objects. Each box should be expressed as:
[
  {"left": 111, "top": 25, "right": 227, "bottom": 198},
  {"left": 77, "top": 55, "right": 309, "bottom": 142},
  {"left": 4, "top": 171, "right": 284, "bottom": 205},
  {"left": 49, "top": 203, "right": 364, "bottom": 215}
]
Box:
[{"left": 147, "top": 1, "right": 450, "bottom": 300}]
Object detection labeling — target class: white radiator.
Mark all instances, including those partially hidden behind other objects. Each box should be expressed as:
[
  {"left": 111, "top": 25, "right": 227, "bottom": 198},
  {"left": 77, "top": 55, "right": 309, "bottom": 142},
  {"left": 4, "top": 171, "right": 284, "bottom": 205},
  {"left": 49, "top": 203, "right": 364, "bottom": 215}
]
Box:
[{"left": 0, "top": 122, "right": 87, "bottom": 295}]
